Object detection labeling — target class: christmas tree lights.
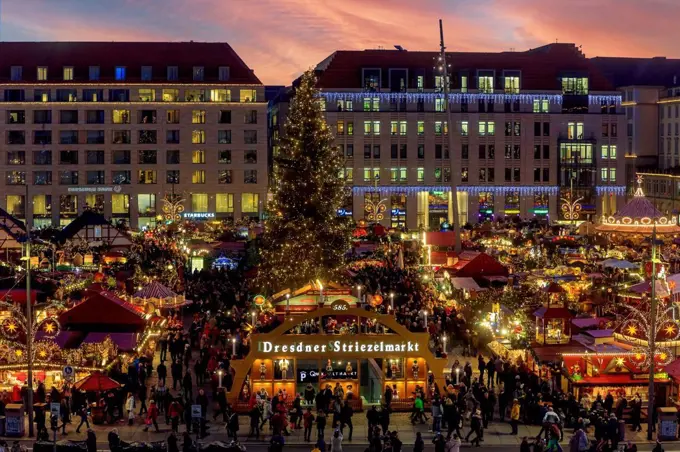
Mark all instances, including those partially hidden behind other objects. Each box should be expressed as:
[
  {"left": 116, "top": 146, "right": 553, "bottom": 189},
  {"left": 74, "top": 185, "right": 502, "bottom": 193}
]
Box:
[{"left": 257, "top": 70, "right": 351, "bottom": 293}]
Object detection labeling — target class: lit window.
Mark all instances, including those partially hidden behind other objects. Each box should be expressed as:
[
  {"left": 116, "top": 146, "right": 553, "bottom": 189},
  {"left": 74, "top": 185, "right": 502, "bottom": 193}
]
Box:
[
  {"left": 216, "top": 193, "right": 234, "bottom": 213},
  {"left": 337, "top": 121, "right": 345, "bottom": 135},
  {"left": 504, "top": 75, "right": 520, "bottom": 94},
  {"left": 435, "top": 98, "right": 446, "bottom": 112},
  {"left": 111, "top": 194, "right": 129, "bottom": 215},
  {"left": 115, "top": 66, "right": 126, "bottom": 81},
  {"left": 192, "top": 150, "right": 205, "bottom": 164},
  {"left": 241, "top": 193, "right": 259, "bottom": 213},
  {"left": 345, "top": 168, "right": 354, "bottom": 182},
  {"left": 363, "top": 121, "right": 371, "bottom": 135},
  {"left": 192, "top": 170, "right": 206, "bottom": 184},
  {"left": 373, "top": 121, "right": 380, "bottom": 135},
  {"left": 192, "top": 130, "right": 206, "bottom": 144},
  {"left": 461, "top": 121, "right": 468, "bottom": 136},
  {"left": 192, "top": 110, "right": 206, "bottom": 124},
  {"left": 478, "top": 71, "right": 494, "bottom": 93},
  {"left": 37, "top": 67, "right": 48, "bottom": 81},
  {"left": 138, "top": 89, "right": 155, "bottom": 102},
  {"left": 240, "top": 89, "right": 256, "bottom": 102},
  {"left": 562, "top": 77, "right": 589, "bottom": 95},
  {"left": 62, "top": 67, "right": 74, "bottom": 81},
  {"left": 417, "top": 121, "right": 425, "bottom": 135},
  {"left": 460, "top": 75, "right": 468, "bottom": 93},
  {"left": 390, "top": 121, "right": 398, "bottom": 136},
  {"left": 211, "top": 89, "right": 230, "bottom": 102},
  {"left": 192, "top": 193, "right": 208, "bottom": 211},
  {"left": 399, "top": 121, "right": 407, "bottom": 136},
  {"left": 417, "top": 167, "right": 425, "bottom": 182}
]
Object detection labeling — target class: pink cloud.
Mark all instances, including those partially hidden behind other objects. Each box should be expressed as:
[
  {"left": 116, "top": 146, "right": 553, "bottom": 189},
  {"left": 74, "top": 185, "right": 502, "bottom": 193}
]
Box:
[{"left": 3, "top": 0, "right": 680, "bottom": 84}]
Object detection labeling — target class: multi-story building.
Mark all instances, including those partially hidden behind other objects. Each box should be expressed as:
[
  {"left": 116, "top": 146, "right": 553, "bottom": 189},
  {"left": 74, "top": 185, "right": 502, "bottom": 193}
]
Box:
[
  {"left": 294, "top": 43, "right": 626, "bottom": 229},
  {"left": 0, "top": 42, "right": 267, "bottom": 229}
]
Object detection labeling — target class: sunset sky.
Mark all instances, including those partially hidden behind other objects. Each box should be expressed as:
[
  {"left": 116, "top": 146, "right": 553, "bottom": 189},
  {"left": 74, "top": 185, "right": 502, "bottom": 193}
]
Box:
[{"left": 3, "top": 0, "right": 679, "bottom": 85}]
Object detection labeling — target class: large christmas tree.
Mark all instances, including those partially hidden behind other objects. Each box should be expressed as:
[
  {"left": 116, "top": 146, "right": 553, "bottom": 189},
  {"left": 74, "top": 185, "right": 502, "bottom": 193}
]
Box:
[{"left": 257, "top": 70, "right": 351, "bottom": 293}]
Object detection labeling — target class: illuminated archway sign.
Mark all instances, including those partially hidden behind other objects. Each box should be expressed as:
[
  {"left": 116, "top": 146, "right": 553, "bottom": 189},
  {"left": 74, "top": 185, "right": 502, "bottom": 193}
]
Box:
[{"left": 228, "top": 307, "right": 447, "bottom": 404}]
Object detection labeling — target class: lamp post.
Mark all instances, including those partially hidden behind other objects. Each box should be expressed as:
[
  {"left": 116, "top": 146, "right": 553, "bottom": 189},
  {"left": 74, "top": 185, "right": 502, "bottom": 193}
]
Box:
[{"left": 24, "top": 183, "right": 34, "bottom": 437}]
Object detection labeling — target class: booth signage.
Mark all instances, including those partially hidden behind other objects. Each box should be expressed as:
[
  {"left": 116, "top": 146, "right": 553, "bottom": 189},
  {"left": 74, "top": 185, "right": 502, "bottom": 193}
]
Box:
[
  {"left": 258, "top": 339, "right": 420, "bottom": 354},
  {"left": 62, "top": 365, "right": 74, "bottom": 380},
  {"left": 191, "top": 405, "right": 202, "bottom": 419},
  {"left": 298, "top": 369, "right": 319, "bottom": 383},
  {"left": 67, "top": 185, "right": 121, "bottom": 193},
  {"left": 331, "top": 300, "right": 350, "bottom": 311}
]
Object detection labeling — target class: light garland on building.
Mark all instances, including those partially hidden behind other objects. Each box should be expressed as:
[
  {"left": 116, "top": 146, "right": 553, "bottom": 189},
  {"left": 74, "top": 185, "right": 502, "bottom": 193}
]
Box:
[
  {"left": 595, "top": 186, "right": 627, "bottom": 195},
  {"left": 321, "top": 92, "right": 622, "bottom": 105},
  {"left": 461, "top": 186, "right": 559, "bottom": 195},
  {"left": 352, "top": 186, "right": 451, "bottom": 195}
]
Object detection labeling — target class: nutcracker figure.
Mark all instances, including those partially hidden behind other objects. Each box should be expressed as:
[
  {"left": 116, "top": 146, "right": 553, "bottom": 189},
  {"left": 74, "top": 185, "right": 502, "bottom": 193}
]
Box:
[
  {"left": 280, "top": 359, "right": 290, "bottom": 379},
  {"left": 259, "top": 360, "right": 267, "bottom": 380},
  {"left": 325, "top": 359, "right": 333, "bottom": 378},
  {"left": 412, "top": 360, "right": 419, "bottom": 379},
  {"left": 345, "top": 361, "right": 353, "bottom": 375},
  {"left": 391, "top": 359, "right": 399, "bottom": 378}
]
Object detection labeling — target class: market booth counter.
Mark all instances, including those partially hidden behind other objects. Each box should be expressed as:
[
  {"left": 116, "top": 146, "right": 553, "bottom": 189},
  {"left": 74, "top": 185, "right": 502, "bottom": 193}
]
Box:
[{"left": 230, "top": 307, "right": 447, "bottom": 412}]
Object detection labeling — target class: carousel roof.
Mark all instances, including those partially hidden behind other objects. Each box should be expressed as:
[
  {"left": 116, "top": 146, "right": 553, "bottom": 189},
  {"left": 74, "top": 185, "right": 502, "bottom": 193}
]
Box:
[
  {"left": 133, "top": 281, "right": 178, "bottom": 299},
  {"left": 596, "top": 176, "right": 680, "bottom": 234}
]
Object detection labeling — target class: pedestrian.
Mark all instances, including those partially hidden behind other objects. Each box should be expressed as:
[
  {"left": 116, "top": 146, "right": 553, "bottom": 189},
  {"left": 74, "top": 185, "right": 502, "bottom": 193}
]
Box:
[
  {"left": 182, "top": 371, "right": 193, "bottom": 404},
  {"left": 510, "top": 399, "right": 520, "bottom": 435},
  {"left": 270, "top": 431, "right": 285, "bottom": 452},
  {"left": 248, "top": 404, "right": 261, "bottom": 440},
  {"left": 431, "top": 396, "right": 442, "bottom": 433},
  {"left": 181, "top": 432, "right": 192, "bottom": 452},
  {"left": 569, "top": 428, "right": 588, "bottom": 452},
  {"left": 214, "top": 388, "right": 229, "bottom": 423},
  {"left": 316, "top": 409, "right": 327, "bottom": 439},
  {"left": 340, "top": 401, "right": 353, "bottom": 441},
  {"left": 157, "top": 361, "right": 167, "bottom": 386},
  {"left": 465, "top": 409, "right": 483, "bottom": 447},
  {"left": 331, "top": 429, "right": 343, "bottom": 452},
  {"left": 169, "top": 399, "right": 182, "bottom": 433},
  {"left": 414, "top": 432, "right": 424, "bottom": 452},
  {"left": 366, "top": 406, "right": 379, "bottom": 436},
  {"left": 125, "top": 393, "right": 135, "bottom": 426},
  {"left": 86, "top": 430, "right": 96, "bottom": 452},
  {"left": 143, "top": 400, "right": 160, "bottom": 433},
  {"left": 75, "top": 404, "right": 90, "bottom": 433},
  {"left": 445, "top": 434, "right": 461, "bottom": 452},
  {"left": 303, "top": 408, "right": 314, "bottom": 442},
  {"left": 432, "top": 432, "right": 446, "bottom": 452},
  {"left": 60, "top": 398, "right": 70, "bottom": 435},
  {"left": 227, "top": 408, "right": 239, "bottom": 441},
  {"left": 138, "top": 384, "right": 148, "bottom": 416},
  {"left": 171, "top": 359, "right": 182, "bottom": 391}
]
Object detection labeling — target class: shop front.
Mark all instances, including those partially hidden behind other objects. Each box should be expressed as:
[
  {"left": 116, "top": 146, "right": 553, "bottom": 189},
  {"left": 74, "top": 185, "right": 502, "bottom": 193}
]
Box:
[{"left": 230, "top": 307, "right": 446, "bottom": 412}]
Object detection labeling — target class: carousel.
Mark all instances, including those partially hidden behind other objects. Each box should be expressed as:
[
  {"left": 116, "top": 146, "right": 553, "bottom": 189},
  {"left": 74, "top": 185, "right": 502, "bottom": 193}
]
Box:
[{"left": 596, "top": 175, "right": 680, "bottom": 240}]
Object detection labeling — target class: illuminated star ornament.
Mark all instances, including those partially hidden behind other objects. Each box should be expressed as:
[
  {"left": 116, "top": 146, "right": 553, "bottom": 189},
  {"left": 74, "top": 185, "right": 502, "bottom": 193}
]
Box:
[
  {"left": 665, "top": 324, "right": 677, "bottom": 336},
  {"left": 43, "top": 323, "right": 55, "bottom": 334},
  {"left": 615, "top": 357, "right": 625, "bottom": 367},
  {"left": 626, "top": 325, "right": 638, "bottom": 336}
]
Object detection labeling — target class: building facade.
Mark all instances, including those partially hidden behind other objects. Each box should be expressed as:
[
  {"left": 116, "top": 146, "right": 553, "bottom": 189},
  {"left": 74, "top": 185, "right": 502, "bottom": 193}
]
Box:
[
  {"left": 0, "top": 42, "right": 267, "bottom": 229},
  {"left": 305, "top": 44, "right": 626, "bottom": 229}
]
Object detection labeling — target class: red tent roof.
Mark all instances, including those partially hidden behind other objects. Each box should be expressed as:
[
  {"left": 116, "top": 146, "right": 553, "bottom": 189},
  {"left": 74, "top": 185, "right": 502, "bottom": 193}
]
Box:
[
  {"left": 534, "top": 306, "right": 574, "bottom": 319},
  {"left": 59, "top": 287, "right": 145, "bottom": 332},
  {"left": 0, "top": 289, "right": 41, "bottom": 304},
  {"left": 450, "top": 252, "right": 508, "bottom": 278}
]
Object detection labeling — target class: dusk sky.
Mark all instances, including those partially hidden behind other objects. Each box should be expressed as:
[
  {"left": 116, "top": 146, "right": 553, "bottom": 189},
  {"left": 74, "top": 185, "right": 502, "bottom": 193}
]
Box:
[{"left": 3, "top": 0, "right": 680, "bottom": 85}]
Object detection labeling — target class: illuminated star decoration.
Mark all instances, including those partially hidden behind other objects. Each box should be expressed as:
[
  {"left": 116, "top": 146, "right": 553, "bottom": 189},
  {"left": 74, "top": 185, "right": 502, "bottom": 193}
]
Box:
[
  {"left": 666, "top": 324, "right": 677, "bottom": 336},
  {"left": 615, "top": 357, "right": 625, "bottom": 367},
  {"left": 626, "top": 325, "right": 638, "bottom": 336},
  {"left": 43, "top": 322, "right": 55, "bottom": 334}
]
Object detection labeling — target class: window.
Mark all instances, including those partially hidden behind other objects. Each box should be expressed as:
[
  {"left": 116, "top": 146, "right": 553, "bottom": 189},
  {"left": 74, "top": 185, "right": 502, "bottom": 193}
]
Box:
[
  {"left": 192, "top": 110, "right": 206, "bottom": 124},
  {"left": 460, "top": 121, "right": 468, "bottom": 136},
  {"left": 504, "top": 74, "right": 520, "bottom": 94},
  {"left": 217, "top": 130, "right": 231, "bottom": 144},
  {"left": 543, "top": 145, "right": 550, "bottom": 159},
  {"left": 166, "top": 130, "right": 180, "bottom": 144},
  {"left": 166, "top": 150, "right": 180, "bottom": 165},
  {"left": 192, "top": 130, "right": 206, "bottom": 144},
  {"left": 244, "top": 169, "right": 257, "bottom": 184},
  {"left": 417, "top": 145, "right": 425, "bottom": 159},
  {"left": 89, "top": 66, "right": 100, "bottom": 81},
  {"left": 435, "top": 98, "right": 447, "bottom": 112},
  {"left": 346, "top": 144, "right": 354, "bottom": 157},
  {"left": 60, "top": 110, "right": 78, "bottom": 124},
  {"left": 479, "top": 121, "right": 495, "bottom": 136},
  {"left": 37, "top": 67, "right": 47, "bottom": 81},
  {"left": 34, "top": 110, "right": 52, "bottom": 124},
  {"left": 562, "top": 77, "right": 589, "bottom": 95},
  {"left": 7, "top": 151, "right": 25, "bottom": 165},
  {"left": 337, "top": 121, "right": 345, "bottom": 135},
  {"left": 109, "top": 89, "right": 129, "bottom": 102},
  {"left": 63, "top": 66, "right": 74, "bottom": 81},
  {"left": 166, "top": 170, "right": 180, "bottom": 184},
  {"left": 363, "top": 168, "right": 380, "bottom": 182},
  {"left": 602, "top": 123, "right": 609, "bottom": 137},
  {"left": 417, "top": 121, "right": 425, "bottom": 136},
  {"left": 138, "top": 130, "right": 157, "bottom": 144},
  {"left": 111, "top": 194, "right": 129, "bottom": 215},
  {"left": 10, "top": 66, "right": 22, "bottom": 81},
  {"left": 210, "top": 89, "right": 230, "bottom": 102},
  {"left": 112, "top": 109, "right": 130, "bottom": 124},
  {"left": 216, "top": 193, "right": 233, "bottom": 213},
  {"left": 86, "top": 110, "right": 104, "bottom": 124},
  {"left": 568, "top": 122, "right": 584, "bottom": 140},
  {"left": 462, "top": 144, "right": 469, "bottom": 160},
  {"left": 602, "top": 145, "right": 617, "bottom": 160},
  {"left": 193, "top": 66, "right": 204, "bottom": 81},
  {"left": 390, "top": 121, "right": 398, "bottom": 136},
  {"left": 363, "top": 97, "right": 380, "bottom": 112},
  {"left": 138, "top": 170, "right": 156, "bottom": 184},
  {"left": 138, "top": 194, "right": 157, "bottom": 216},
  {"left": 460, "top": 75, "right": 468, "bottom": 93},
  {"left": 86, "top": 130, "right": 105, "bottom": 144},
  {"left": 7, "top": 131, "right": 25, "bottom": 145},
  {"left": 347, "top": 122, "right": 354, "bottom": 135},
  {"left": 435, "top": 145, "right": 442, "bottom": 159},
  {"left": 59, "top": 171, "right": 78, "bottom": 185},
  {"left": 162, "top": 89, "right": 179, "bottom": 102},
  {"left": 56, "top": 89, "right": 78, "bottom": 102},
  {"left": 219, "top": 110, "right": 232, "bottom": 124},
  {"left": 167, "top": 66, "right": 178, "bottom": 81},
  {"left": 192, "top": 170, "right": 206, "bottom": 184},
  {"left": 86, "top": 171, "right": 105, "bottom": 185},
  {"left": 218, "top": 150, "right": 232, "bottom": 164},
  {"left": 138, "top": 149, "right": 157, "bottom": 165},
  {"left": 115, "top": 66, "right": 126, "bottom": 81},
  {"left": 6, "top": 171, "right": 25, "bottom": 185},
  {"left": 479, "top": 145, "right": 486, "bottom": 160},
  {"left": 533, "top": 99, "right": 549, "bottom": 113},
  {"left": 192, "top": 150, "right": 205, "bottom": 164},
  {"left": 461, "top": 167, "right": 468, "bottom": 182},
  {"left": 59, "top": 131, "right": 78, "bottom": 145},
  {"left": 7, "top": 111, "right": 24, "bottom": 125},
  {"left": 244, "top": 110, "right": 258, "bottom": 124},
  {"left": 611, "top": 123, "right": 618, "bottom": 137},
  {"left": 478, "top": 71, "right": 494, "bottom": 93},
  {"left": 242, "top": 130, "right": 256, "bottom": 144},
  {"left": 242, "top": 193, "right": 260, "bottom": 214},
  {"left": 217, "top": 169, "right": 233, "bottom": 185},
  {"left": 112, "top": 150, "right": 131, "bottom": 165},
  {"left": 240, "top": 89, "right": 257, "bottom": 103},
  {"left": 141, "top": 66, "right": 152, "bottom": 81},
  {"left": 435, "top": 121, "right": 448, "bottom": 135},
  {"left": 417, "top": 167, "right": 424, "bottom": 182},
  {"left": 32, "top": 150, "right": 51, "bottom": 165},
  {"left": 138, "top": 89, "right": 155, "bottom": 102},
  {"left": 218, "top": 66, "right": 230, "bottom": 81},
  {"left": 86, "top": 150, "right": 104, "bottom": 164}
]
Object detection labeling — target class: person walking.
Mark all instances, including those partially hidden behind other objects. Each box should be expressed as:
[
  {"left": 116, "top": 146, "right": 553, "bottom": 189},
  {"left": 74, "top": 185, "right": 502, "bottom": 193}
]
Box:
[
  {"left": 465, "top": 409, "right": 483, "bottom": 447},
  {"left": 86, "top": 430, "right": 96, "bottom": 452},
  {"left": 341, "top": 401, "right": 353, "bottom": 441},
  {"left": 445, "top": 434, "right": 461, "bottom": 452},
  {"left": 331, "top": 429, "right": 343, "bottom": 452},
  {"left": 168, "top": 399, "right": 182, "bottom": 433},
  {"left": 303, "top": 408, "right": 314, "bottom": 442},
  {"left": 171, "top": 360, "right": 182, "bottom": 391},
  {"left": 125, "top": 393, "right": 135, "bottom": 426},
  {"left": 144, "top": 400, "right": 160, "bottom": 432},
  {"left": 138, "top": 384, "right": 148, "bottom": 416},
  {"left": 316, "top": 409, "right": 327, "bottom": 439},
  {"left": 414, "top": 432, "right": 424, "bottom": 452},
  {"left": 510, "top": 399, "right": 520, "bottom": 435},
  {"left": 157, "top": 361, "right": 167, "bottom": 386},
  {"left": 569, "top": 428, "right": 589, "bottom": 452},
  {"left": 75, "top": 404, "right": 90, "bottom": 433}
]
